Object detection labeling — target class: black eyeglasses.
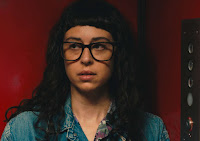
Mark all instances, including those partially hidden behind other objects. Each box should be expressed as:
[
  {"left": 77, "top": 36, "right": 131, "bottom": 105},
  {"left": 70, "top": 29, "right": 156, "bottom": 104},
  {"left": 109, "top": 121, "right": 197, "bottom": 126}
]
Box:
[{"left": 61, "top": 42, "right": 116, "bottom": 61}]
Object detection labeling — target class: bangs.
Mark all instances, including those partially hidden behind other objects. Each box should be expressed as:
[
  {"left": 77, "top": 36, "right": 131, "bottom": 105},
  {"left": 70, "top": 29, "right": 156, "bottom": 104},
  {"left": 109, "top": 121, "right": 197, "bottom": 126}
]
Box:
[
  {"left": 62, "top": 0, "right": 119, "bottom": 38},
  {"left": 68, "top": 14, "right": 113, "bottom": 32}
]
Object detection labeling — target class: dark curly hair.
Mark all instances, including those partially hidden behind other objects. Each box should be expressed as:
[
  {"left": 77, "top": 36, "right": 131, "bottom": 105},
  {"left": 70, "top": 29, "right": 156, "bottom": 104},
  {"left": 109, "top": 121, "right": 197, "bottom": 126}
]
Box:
[{"left": 5, "top": 0, "right": 145, "bottom": 140}]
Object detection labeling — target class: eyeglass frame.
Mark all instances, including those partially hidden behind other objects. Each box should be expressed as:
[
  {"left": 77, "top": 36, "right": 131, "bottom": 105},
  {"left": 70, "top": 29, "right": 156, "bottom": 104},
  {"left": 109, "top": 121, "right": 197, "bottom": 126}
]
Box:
[{"left": 61, "top": 41, "right": 117, "bottom": 61}]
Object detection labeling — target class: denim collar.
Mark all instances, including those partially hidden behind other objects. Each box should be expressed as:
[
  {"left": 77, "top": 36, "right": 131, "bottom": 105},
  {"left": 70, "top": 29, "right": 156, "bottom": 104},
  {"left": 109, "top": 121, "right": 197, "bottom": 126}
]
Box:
[
  {"left": 59, "top": 97, "right": 80, "bottom": 140},
  {"left": 60, "top": 96, "right": 116, "bottom": 131},
  {"left": 60, "top": 96, "right": 74, "bottom": 132},
  {"left": 59, "top": 96, "right": 127, "bottom": 140}
]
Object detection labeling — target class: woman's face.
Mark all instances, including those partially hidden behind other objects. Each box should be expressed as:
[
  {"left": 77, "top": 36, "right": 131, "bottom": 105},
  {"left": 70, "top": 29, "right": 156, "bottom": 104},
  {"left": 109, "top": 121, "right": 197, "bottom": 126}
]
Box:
[{"left": 63, "top": 25, "right": 114, "bottom": 94}]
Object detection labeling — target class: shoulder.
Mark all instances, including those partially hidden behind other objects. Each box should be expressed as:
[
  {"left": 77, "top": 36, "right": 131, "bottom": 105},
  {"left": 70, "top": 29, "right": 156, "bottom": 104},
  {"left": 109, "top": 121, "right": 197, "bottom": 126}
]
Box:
[
  {"left": 1, "top": 111, "right": 39, "bottom": 141},
  {"left": 138, "top": 111, "right": 170, "bottom": 141},
  {"left": 6, "top": 111, "right": 38, "bottom": 130},
  {"left": 143, "top": 112, "right": 164, "bottom": 127}
]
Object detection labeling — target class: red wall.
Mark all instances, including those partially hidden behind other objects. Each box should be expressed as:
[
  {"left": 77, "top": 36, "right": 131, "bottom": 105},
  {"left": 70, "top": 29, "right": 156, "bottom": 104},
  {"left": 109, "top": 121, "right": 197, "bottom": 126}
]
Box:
[
  {"left": 0, "top": 0, "right": 74, "bottom": 136},
  {"left": 146, "top": 0, "right": 200, "bottom": 140},
  {"left": 0, "top": 0, "right": 137, "bottom": 137}
]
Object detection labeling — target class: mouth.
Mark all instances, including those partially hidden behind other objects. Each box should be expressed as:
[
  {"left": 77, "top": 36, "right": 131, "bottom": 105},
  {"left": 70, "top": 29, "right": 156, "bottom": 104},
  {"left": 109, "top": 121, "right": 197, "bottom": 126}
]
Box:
[
  {"left": 78, "top": 70, "right": 96, "bottom": 75},
  {"left": 78, "top": 70, "right": 96, "bottom": 81}
]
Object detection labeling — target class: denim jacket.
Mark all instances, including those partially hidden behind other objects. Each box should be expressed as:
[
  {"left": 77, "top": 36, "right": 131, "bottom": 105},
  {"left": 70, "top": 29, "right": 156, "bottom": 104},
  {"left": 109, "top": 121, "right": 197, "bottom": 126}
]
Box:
[{"left": 1, "top": 97, "right": 170, "bottom": 141}]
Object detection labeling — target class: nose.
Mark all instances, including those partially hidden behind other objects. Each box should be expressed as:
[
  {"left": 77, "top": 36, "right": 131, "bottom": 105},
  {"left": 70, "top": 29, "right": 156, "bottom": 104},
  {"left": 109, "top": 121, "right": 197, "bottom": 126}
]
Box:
[{"left": 80, "top": 48, "right": 94, "bottom": 65}]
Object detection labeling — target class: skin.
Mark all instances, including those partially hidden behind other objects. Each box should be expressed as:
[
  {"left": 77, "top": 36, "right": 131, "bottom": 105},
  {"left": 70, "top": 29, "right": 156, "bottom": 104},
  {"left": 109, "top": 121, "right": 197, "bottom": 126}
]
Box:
[{"left": 63, "top": 25, "right": 114, "bottom": 141}]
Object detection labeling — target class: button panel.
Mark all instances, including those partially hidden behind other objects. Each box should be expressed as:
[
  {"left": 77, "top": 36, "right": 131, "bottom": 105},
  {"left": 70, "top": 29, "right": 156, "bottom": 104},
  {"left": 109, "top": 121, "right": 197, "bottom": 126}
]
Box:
[{"left": 181, "top": 18, "right": 200, "bottom": 141}]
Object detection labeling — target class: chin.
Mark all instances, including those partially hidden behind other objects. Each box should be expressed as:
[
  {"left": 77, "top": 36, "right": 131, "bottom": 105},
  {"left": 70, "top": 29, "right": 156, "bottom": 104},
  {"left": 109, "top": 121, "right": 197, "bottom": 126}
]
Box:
[
  {"left": 71, "top": 81, "right": 109, "bottom": 95},
  {"left": 78, "top": 85, "right": 97, "bottom": 93},
  {"left": 76, "top": 83, "right": 104, "bottom": 94}
]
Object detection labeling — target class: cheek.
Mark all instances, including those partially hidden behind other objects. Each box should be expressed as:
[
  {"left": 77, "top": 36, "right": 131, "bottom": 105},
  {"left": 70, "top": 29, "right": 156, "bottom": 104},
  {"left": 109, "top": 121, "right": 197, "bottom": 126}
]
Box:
[
  {"left": 64, "top": 62, "right": 76, "bottom": 80},
  {"left": 100, "top": 61, "right": 114, "bottom": 80}
]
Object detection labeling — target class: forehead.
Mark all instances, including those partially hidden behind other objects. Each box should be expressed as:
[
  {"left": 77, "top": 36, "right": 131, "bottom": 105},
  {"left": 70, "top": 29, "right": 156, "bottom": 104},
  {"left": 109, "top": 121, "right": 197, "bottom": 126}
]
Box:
[{"left": 64, "top": 25, "right": 113, "bottom": 42}]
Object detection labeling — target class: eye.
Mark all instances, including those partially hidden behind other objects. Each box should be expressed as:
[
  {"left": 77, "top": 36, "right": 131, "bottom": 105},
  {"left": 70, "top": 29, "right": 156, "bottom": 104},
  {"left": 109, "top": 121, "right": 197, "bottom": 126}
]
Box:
[
  {"left": 92, "top": 43, "right": 106, "bottom": 50},
  {"left": 69, "top": 43, "right": 82, "bottom": 49}
]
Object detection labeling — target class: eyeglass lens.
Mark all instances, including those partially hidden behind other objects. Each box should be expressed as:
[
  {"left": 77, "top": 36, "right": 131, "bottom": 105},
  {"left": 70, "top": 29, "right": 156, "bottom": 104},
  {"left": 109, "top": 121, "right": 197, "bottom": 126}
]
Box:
[{"left": 62, "top": 42, "right": 113, "bottom": 61}]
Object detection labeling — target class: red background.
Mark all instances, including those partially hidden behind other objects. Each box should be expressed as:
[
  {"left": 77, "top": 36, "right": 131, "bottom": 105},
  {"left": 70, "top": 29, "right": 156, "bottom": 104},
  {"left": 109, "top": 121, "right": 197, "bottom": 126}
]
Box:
[
  {"left": 2, "top": 0, "right": 200, "bottom": 140},
  {"left": 146, "top": 0, "right": 200, "bottom": 140}
]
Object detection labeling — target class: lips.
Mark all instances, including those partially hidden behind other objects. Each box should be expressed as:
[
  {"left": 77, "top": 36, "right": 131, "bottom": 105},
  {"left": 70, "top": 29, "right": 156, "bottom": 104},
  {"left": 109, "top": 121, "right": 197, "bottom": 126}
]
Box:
[
  {"left": 78, "top": 70, "right": 96, "bottom": 81},
  {"left": 78, "top": 70, "right": 96, "bottom": 75}
]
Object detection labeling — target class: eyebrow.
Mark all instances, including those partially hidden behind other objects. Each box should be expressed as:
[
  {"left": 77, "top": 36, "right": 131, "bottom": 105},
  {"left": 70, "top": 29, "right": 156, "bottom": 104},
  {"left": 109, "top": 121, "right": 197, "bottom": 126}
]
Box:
[
  {"left": 91, "top": 37, "right": 111, "bottom": 42},
  {"left": 64, "top": 37, "right": 112, "bottom": 42},
  {"left": 64, "top": 37, "right": 81, "bottom": 42}
]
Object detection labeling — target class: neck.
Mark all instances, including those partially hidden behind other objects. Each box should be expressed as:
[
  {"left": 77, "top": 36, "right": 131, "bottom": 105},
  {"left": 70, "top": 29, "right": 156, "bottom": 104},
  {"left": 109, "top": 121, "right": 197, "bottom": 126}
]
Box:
[{"left": 70, "top": 86, "right": 111, "bottom": 122}]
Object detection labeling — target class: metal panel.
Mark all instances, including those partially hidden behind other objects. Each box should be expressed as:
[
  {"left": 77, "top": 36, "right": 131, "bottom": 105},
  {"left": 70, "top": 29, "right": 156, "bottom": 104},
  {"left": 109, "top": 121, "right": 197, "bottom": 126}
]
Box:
[{"left": 181, "top": 18, "right": 200, "bottom": 141}]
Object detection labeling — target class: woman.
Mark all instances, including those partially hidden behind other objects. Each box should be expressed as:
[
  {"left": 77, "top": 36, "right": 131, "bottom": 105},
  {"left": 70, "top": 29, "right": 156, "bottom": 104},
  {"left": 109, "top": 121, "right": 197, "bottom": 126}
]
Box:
[{"left": 1, "top": 0, "right": 170, "bottom": 140}]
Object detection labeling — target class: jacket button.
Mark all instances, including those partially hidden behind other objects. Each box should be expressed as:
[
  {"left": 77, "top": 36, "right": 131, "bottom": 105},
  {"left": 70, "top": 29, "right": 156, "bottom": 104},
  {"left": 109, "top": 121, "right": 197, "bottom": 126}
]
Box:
[{"left": 74, "top": 133, "right": 77, "bottom": 136}]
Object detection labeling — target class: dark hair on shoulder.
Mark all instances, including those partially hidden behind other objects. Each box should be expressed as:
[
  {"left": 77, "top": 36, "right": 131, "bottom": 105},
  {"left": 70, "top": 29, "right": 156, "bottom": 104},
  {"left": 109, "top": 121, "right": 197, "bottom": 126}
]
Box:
[{"left": 5, "top": 0, "right": 144, "bottom": 140}]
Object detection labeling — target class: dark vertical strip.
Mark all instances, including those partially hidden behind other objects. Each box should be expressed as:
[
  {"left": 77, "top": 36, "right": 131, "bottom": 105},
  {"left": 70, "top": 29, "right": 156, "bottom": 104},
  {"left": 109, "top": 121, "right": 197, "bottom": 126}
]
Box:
[
  {"left": 137, "top": 0, "right": 151, "bottom": 112},
  {"left": 138, "top": 0, "right": 146, "bottom": 48}
]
